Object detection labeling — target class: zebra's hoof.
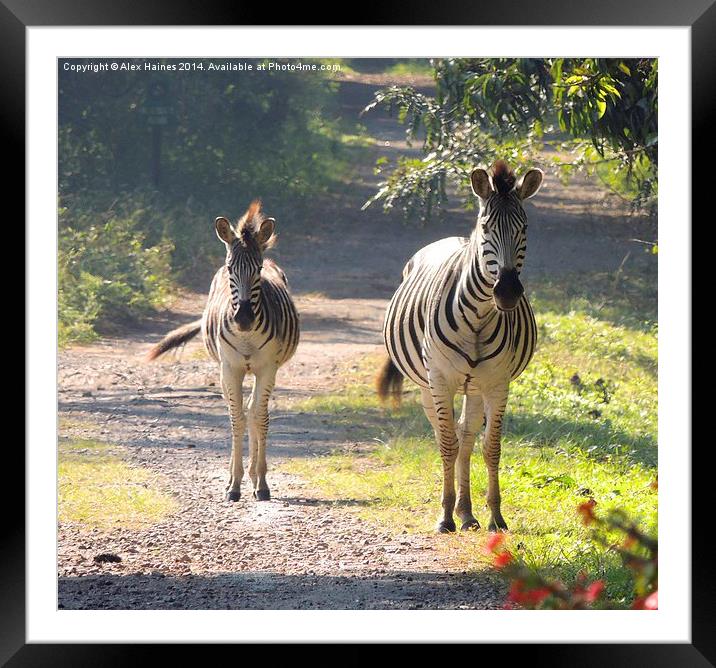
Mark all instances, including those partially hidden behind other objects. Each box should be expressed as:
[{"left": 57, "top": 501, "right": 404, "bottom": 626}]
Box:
[
  {"left": 488, "top": 518, "right": 508, "bottom": 532},
  {"left": 226, "top": 490, "right": 241, "bottom": 502},
  {"left": 437, "top": 519, "right": 457, "bottom": 534},
  {"left": 460, "top": 518, "right": 481, "bottom": 531},
  {"left": 253, "top": 489, "right": 271, "bottom": 501}
]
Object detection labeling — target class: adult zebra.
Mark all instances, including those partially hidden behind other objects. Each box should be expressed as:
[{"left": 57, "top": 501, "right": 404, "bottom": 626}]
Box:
[
  {"left": 377, "top": 160, "right": 543, "bottom": 533},
  {"left": 147, "top": 200, "right": 300, "bottom": 502}
]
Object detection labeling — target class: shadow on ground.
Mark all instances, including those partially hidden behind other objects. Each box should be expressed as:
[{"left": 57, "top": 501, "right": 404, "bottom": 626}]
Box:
[
  {"left": 58, "top": 569, "right": 504, "bottom": 610},
  {"left": 59, "top": 388, "right": 372, "bottom": 458}
]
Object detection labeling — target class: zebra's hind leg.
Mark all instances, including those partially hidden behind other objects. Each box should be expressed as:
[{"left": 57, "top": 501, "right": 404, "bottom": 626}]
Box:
[
  {"left": 221, "top": 363, "right": 246, "bottom": 502},
  {"left": 455, "top": 394, "right": 485, "bottom": 531},
  {"left": 482, "top": 386, "right": 510, "bottom": 531},
  {"left": 423, "top": 382, "right": 459, "bottom": 533},
  {"left": 247, "top": 366, "right": 277, "bottom": 501}
]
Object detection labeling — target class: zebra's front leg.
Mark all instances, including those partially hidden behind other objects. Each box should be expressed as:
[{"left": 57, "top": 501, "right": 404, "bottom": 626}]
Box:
[
  {"left": 221, "top": 363, "right": 246, "bottom": 502},
  {"left": 455, "top": 394, "right": 485, "bottom": 531},
  {"left": 247, "top": 366, "right": 277, "bottom": 501},
  {"left": 482, "top": 386, "right": 510, "bottom": 531},
  {"left": 425, "top": 382, "right": 459, "bottom": 533}
]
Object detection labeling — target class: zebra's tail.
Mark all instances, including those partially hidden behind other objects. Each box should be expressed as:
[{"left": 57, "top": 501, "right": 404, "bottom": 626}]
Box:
[
  {"left": 376, "top": 356, "right": 404, "bottom": 408},
  {"left": 145, "top": 319, "right": 202, "bottom": 361}
]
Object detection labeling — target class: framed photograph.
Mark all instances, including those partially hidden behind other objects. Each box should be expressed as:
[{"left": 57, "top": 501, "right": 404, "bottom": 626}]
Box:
[{"left": 8, "top": 0, "right": 708, "bottom": 661}]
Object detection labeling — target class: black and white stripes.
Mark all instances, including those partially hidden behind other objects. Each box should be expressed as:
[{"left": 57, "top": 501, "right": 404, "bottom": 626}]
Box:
[
  {"left": 147, "top": 200, "right": 299, "bottom": 503},
  {"left": 378, "top": 161, "right": 543, "bottom": 533}
]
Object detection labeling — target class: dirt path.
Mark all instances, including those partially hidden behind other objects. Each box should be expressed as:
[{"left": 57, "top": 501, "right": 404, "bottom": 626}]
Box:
[
  {"left": 57, "top": 75, "right": 656, "bottom": 610},
  {"left": 58, "top": 291, "right": 505, "bottom": 609}
]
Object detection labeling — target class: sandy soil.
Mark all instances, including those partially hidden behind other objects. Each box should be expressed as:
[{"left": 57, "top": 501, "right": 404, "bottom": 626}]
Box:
[{"left": 57, "top": 76, "right": 656, "bottom": 610}]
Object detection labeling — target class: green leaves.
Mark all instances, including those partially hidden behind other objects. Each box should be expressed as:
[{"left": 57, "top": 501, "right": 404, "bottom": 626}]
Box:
[
  {"left": 58, "top": 205, "right": 174, "bottom": 345},
  {"left": 60, "top": 57, "right": 351, "bottom": 210},
  {"left": 595, "top": 97, "right": 607, "bottom": 119},
  {"left": 366, "top": 58, "right": 658, "bottom": 220}
]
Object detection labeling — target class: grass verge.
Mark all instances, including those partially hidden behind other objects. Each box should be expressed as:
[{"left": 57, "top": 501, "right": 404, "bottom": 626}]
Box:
[
  {"left": 58, "top": 439, "right": 178, "bottom": 530},
  {"left": 282, "top": 267, "right": 657, "bottom": 607}
]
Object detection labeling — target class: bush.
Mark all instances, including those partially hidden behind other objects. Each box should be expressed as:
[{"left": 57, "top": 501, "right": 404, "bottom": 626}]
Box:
[
  {"left": 365, "top": 58, "right": 658, "bottom": 220},
  {"left": 486, "top": 494, "right": 658, "bottom": 610},
  {"left": 59, "top": 58, "right": 351, "bottom": 210},
  {"left": 58, "top": 204, "right": 173, "bottom": 346},
  {"left": 58, "top": 58, "right": 363, "bottom": 342}
]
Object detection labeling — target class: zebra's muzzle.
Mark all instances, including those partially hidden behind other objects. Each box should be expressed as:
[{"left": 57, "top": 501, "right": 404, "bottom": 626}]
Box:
[
  {"left": 493, "top": 267, "right": 524, "bottom": 311},
  {"left": 235, "top": 300, "right": 255, "bottom": 331}
]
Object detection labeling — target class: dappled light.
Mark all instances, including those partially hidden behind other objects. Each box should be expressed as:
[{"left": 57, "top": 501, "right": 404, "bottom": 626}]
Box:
[{"left": 58, "top": 57, "right": 657, "bottom": 611}]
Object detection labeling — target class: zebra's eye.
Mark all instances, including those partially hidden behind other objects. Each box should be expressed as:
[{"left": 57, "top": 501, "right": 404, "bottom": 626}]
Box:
[{"left": 481, "top": 224, "right": 490, "bottom": 235}]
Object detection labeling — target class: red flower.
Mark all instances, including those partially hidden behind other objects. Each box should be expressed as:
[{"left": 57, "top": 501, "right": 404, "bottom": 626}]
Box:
[
  {"left": 633, "top": 591, "right": 658, "bottom": 610},
  {"left": 577, "top": 499, "right": 598, "bottom": 525},
  {"left": 484, "top": 532, "right": 506, "bottom": 554},
  {"left": 525, "top": 587, "right": 552, "bottom": 605},
  {"left": 507, "top": 581, "right": 551, "bottom": 606},
  {"left": 643, "top": 591, "right": 658, "bottom": 609},
  {"left": 507, "top": 581, "right": 527, "bottom": 603},
  {"left": 584, "top": 580, "right": 605, "bottom": 603},
  {"left": 494, "top": 550, "right": 514, "bottom": 569}
]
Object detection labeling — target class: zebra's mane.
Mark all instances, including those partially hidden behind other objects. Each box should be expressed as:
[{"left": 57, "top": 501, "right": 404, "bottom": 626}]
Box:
[
  {"left": 490, "top": 160, "right": 516, "bottom": 194},
  {"left": 236, "top": 199, "right": 277, "bottom": 250}
]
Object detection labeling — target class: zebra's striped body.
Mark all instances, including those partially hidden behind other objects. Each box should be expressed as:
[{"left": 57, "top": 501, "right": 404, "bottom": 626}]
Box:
[
  {"left": 385, "top": 236, "right": 537, "bottom": 393},
  {"left": 148, "top": 201, "right": 299, "bottom": 502},
  {"left": 378, "top": 161, "right": 543, "bottom": 532},
  {"left": 202, "top": 256, "right": 299, "bottom": 371}
]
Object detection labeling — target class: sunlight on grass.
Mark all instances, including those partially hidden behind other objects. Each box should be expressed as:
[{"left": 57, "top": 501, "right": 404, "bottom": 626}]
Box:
[
  {"left": 58, "top": 439, "right": 178, "bottom": 529},
  {"left": 186, "top": 347, "right": 209, "bottom": 361},
  {"left": 384, "top": 60, "right": 434, "bottom": 78},
  {"left": 282, "top": 269, "right": 657, "bottom": 606},
  {"left": 59, "top": 416, "right": 98, "bottom": 434},
  {"left": 296, "top": 291, "right": 329, "bottom": 300}
]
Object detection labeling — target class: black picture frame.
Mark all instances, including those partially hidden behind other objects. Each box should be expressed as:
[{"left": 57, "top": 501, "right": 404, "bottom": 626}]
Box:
[{"left": 7, "top": 0, "right": 707, "bottom": 662}]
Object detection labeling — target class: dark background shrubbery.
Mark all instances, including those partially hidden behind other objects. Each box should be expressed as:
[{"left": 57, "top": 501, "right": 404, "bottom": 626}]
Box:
[
  {"left": 58, "top": 58, "right": 358, "bottom": 344},
  {"left": 59, "top": 57, "right": 657, "bottom": 345}
]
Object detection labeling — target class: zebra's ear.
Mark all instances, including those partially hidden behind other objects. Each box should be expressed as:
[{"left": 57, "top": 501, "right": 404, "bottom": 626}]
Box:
[
  {"left": 470, "top": 168, "right": 492, "bottom": 199},
  {"left": 256, "top": 217, "right": 276, "bottom": 249},
  {"left": 215, "top": 216, "right": 236, "bottom": 245},
  {"left": 517, "top": 169, "right": 543, "bottom": 200}
]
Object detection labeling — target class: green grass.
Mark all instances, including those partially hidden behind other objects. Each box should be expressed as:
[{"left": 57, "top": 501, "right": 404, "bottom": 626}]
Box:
[
  {"left": 282, "top": 267, "right": 657, "bottom": 607},
  {"left": 58, "top": 206, "right": 174, "bottom": 348},
  {"left": 335, "top": 58, "right": 434, "bottom": 78},
  {"left": 384, "top": 60, "right": 434, "bottom": 78},
  {"left": 59, "top": 439, "right": 178, "bottom": 529}
]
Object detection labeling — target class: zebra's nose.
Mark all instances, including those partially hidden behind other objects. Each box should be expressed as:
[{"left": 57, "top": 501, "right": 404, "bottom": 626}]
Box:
[
  {"left": 493, "top": 267, "right": 523, "bottom": 311},
  {"left": 236, "top": 300, "right": 255, "bottom": 331}
]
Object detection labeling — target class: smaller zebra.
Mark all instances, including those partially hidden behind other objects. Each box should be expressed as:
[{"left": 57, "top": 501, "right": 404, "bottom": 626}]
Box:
[{"left": 147, "top": 201, "right": 300, "bottom": 502}]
